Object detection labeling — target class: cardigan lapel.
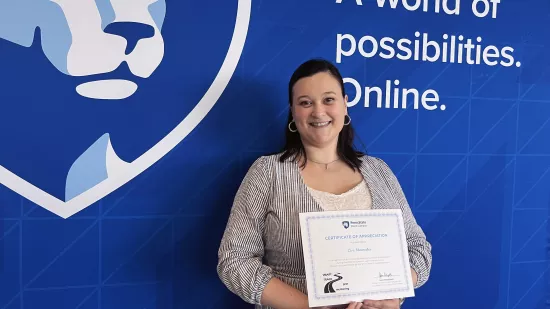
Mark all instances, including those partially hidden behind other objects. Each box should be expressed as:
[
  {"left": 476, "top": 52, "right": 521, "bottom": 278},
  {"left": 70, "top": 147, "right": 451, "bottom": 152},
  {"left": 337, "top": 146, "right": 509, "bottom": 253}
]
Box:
[
  {"left": 290, "top": 160, "right": 325, "bottom": 213},
  {"left": 359, "top": 157, "right": 395, "bottom": 211}
]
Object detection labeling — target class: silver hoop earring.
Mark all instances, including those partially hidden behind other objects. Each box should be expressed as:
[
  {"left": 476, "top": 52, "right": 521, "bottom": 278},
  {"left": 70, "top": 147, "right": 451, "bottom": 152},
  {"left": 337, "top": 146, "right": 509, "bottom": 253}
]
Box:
[
  {"left": 288, "top": 120, "right": 298, "bottom": 133},
  {"left": 344, "top": 115, "right": 351, "bottom": 125}
]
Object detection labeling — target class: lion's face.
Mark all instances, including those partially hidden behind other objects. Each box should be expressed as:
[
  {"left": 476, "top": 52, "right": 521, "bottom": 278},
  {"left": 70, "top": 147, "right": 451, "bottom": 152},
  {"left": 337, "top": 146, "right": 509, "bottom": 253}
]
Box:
[
  {"left": 0, "top": 0, "right": 244, "bottom": 204},
  {"left": 0, "top": 0, "right": 166, "bottom": 99}
]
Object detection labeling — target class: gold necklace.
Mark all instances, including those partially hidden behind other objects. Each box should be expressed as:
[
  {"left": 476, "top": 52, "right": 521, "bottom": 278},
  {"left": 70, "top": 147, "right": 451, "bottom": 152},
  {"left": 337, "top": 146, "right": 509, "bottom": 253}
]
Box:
[{"left": 307, "top": 158, "right": 340, "bottom": 170}]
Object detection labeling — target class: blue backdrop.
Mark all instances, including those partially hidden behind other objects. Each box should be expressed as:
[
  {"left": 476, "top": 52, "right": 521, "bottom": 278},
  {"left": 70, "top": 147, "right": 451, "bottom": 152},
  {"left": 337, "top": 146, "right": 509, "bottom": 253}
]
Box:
[{"left": 0, "top": 0, "right": 549, "bottom": 308}]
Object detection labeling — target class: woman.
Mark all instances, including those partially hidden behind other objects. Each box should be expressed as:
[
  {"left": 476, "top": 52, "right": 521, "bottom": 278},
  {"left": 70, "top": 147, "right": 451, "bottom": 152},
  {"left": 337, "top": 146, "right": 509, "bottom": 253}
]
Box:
[{"left": 217, "top": 59, "right": 432, "bottom": 309}]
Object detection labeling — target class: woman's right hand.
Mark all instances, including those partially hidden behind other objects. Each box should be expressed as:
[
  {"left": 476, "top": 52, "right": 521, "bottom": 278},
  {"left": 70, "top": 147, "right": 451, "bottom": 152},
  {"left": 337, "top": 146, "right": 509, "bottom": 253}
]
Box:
[{"left": 316, "top": 302, "right": 363, "bottom": 309}]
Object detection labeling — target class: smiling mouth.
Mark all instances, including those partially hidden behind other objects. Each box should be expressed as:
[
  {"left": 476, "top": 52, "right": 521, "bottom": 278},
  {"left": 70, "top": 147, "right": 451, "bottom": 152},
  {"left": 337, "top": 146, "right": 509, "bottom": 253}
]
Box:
[{"left": 310, "top": 121, "right": 331, "bottom": 128}]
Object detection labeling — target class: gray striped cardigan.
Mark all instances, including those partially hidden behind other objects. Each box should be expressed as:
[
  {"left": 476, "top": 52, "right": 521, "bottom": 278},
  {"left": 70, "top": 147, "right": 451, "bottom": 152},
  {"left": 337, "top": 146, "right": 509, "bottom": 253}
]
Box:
[{"left": 217, "top": 153, "right": 432, "bottom": 308}]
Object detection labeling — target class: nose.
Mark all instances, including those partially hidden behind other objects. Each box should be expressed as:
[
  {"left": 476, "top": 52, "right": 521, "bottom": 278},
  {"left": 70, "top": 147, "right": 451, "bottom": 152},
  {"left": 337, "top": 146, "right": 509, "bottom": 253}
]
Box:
[
  {"left": 104, "top": 22, "right": 155, "bottom": 55},
  {"left": 311, "top": 102, "right": 326, "bottom": 116}
]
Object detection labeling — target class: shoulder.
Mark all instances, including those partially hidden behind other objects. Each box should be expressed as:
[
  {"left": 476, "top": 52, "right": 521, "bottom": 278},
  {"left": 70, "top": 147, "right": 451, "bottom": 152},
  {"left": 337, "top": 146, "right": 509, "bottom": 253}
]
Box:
[
  {"left": 238, "top": 153, "right": 291, "bottom": 198},
  {"left": 358, "top": 154, "right": 393, "bottom": 173},
  {"left": 249, "top": 152, "right": 284, "bottom": 170},
  {"left": 243, "top": 152, "right": 286, "bottom": 180},
  {"left": 357, "top": 154, "right": 402, "bottom": 186}
]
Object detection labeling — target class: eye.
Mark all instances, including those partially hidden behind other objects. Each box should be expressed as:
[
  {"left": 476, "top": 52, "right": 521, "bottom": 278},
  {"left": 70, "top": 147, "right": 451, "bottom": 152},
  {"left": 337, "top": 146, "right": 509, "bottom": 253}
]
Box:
[
  {"left": 299, "top": 100, "right": 312, "bottom": 106},
  {"left": 325, "top": 97, "right": 335, "bottom": 103}
]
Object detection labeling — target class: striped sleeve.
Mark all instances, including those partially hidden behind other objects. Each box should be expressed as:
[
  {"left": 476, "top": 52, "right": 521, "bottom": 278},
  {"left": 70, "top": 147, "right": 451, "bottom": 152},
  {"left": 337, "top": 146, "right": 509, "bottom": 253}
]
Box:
[
  {"left": 217, "top": 156, "right": 274, "bottom": 305},
  {"left": 375, "top": 158, "right": 433, "bottom": 288}
]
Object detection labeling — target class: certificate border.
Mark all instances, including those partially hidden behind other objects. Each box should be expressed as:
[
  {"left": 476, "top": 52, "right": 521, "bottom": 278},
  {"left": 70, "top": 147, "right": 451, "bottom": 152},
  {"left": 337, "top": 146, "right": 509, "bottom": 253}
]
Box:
[{"left": 304, "top": 210, "right": 411, "bottom": 302}]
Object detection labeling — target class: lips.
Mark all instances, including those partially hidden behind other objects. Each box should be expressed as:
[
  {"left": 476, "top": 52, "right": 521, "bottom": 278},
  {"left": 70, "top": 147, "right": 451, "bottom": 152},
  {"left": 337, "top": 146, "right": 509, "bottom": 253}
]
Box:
[{"left": 309, "top": 121, "right": 331, "bottom": 128}]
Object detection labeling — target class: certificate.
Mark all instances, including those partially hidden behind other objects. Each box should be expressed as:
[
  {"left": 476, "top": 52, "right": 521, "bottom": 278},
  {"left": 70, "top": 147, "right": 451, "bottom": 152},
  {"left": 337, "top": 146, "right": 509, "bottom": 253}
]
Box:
[{"left": 299, "top": 209, "right": 415, "bottom": 307}]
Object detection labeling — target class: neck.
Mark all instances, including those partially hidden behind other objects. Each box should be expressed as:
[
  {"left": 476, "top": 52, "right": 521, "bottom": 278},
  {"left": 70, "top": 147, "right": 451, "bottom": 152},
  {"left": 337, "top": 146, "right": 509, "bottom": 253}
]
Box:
[{"left": 302, "top": 143, "right": 339, "bottom": 164}]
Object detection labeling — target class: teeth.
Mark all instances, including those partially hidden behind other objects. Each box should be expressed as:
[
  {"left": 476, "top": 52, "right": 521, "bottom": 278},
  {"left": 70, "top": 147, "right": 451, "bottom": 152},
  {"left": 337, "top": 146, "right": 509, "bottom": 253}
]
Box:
[{"left": 311, "top": 121, "right": 330, "bottom": 127}]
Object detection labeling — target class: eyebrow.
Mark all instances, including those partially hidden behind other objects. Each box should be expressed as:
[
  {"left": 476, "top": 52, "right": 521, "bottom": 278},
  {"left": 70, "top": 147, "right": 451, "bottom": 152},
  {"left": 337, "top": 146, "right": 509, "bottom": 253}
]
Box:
[{"left": 296, "top": 91, "right": 337, "bottom": 100}]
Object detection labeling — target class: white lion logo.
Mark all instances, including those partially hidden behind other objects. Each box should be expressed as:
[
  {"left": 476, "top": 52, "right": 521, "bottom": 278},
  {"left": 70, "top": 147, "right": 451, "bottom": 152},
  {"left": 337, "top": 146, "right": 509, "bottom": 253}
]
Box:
[
  {"left": 0, "top": 0, "right": 166, "bottom": 99},
  {"left": 0, "top": 0, "right": 251, "bottom": 218}
]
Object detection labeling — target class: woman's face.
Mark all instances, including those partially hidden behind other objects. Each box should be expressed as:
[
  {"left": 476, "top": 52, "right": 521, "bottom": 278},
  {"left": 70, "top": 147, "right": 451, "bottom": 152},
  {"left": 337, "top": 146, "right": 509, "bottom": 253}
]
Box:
[{"left": 291, "top": 71, "right": 348, "bottom": 149}]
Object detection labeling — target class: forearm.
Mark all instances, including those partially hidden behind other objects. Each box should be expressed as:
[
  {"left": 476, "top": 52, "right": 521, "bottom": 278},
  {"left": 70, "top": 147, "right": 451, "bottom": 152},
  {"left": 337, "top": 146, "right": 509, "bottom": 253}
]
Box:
[
  {"left": 260, "top": 277, "right": 310, "bottom": 309},
  {"left": 411, "top": 267, "right": 418, "bottom": 287},
  {"left": 408, "top": 243, "right": 431, "bottom": 287}
]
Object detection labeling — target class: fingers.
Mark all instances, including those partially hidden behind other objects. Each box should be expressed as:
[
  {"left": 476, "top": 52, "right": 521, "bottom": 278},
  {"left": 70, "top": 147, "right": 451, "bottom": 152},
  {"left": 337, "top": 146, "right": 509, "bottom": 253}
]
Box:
[
  {"left": 362, "top": 299, "right": 400, "bottom": 309},
  {"left": 362, "top": 302, "right": 382, "bottom": 309},
  {"left": 362, "top": 300, "right": 383, "bottom": 308},
  {"left": 346, "top": 302, "right": 363, "bottom": 309},
  {"left": 362, "top": 303, "right": 382, "bottom": 309}
]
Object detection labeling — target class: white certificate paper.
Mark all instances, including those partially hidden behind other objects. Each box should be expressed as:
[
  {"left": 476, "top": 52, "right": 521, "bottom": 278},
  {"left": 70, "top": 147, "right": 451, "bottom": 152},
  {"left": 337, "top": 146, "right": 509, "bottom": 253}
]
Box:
[{"left": 299, "top": 209, "right": 415, "bottom": 307}]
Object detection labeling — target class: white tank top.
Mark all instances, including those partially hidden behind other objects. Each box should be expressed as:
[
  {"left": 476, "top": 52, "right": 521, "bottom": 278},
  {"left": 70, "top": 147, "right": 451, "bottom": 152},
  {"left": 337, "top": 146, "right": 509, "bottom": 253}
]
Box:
[{"left": 307, "top": 179, "right": 373, "bottom": 211}]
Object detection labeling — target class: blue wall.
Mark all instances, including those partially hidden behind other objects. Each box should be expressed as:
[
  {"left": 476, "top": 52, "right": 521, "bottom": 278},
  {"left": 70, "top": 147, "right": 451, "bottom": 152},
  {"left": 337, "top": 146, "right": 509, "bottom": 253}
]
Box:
[{"left": 1, "top": 0, "right": 549, "bottom": 308}]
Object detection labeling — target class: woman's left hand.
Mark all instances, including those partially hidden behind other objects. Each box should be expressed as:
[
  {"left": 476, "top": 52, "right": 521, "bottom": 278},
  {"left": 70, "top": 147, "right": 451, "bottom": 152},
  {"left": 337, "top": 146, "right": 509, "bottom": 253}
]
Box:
[
  {"left": 362, "top": 299, "right": 400, "bottom": 309},
  {"left": 320, "top": 302, "right": 362, "bottom": 309}
]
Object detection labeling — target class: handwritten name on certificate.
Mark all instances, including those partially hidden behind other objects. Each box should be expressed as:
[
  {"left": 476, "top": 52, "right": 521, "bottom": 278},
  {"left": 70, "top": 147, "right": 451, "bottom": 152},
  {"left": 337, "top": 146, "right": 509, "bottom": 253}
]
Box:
[{"left": 298, "top": 209, "right": 415, "bottom": 307}]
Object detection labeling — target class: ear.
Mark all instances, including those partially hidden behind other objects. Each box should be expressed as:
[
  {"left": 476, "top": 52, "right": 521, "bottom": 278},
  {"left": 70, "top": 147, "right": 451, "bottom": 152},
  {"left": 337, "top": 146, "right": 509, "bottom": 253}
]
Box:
[
  {"left": 289, "top": 103, "right": 296, "bottom": 120},
  {"left": 344, "top": 94, "right": 349, "bottom": 113}
]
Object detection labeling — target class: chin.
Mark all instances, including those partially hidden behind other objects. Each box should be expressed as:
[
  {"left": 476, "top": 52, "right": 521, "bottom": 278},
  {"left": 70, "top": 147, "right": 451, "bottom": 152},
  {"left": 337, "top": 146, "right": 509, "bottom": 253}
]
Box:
[{"left": 305, "top": 136, "right": 337, "bottom": 147}]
